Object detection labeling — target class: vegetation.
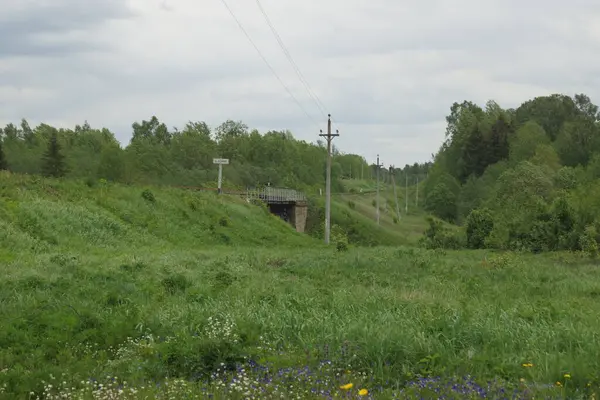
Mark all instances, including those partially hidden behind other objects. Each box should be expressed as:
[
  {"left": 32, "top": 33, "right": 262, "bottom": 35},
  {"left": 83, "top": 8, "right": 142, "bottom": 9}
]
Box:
[
  {"left": 423, "top": 93, "right": 600, "bottom": 254},
  {"left": 0, "top": 117, "right": 382, "bottom": 194},
  {"left": 41, "top": 132, "right": 67, "bottom": 178},
  {"left": 0, "top": 173, "right": 599, "bottom": 399},
  {"left": 4, "top": 93, "right": 600, "bottom": 398},
  {"left": 0, "top": 140, "right": 7, "bottom": 171}
]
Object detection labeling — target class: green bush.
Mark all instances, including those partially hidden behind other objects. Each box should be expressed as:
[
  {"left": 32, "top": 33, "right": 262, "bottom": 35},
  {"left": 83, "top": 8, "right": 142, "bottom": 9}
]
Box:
[
  {"left": 465, "top": 208, "right": 494, "bottom": 249},
  {"left": 141, "top": 189, "right": 155, "bottom": 203},
  {"left": 579, "top": 225, "right": 599, "bottom": 258},
  {"left": 419, "top": 217, "right": 463, "bottom": 250}
]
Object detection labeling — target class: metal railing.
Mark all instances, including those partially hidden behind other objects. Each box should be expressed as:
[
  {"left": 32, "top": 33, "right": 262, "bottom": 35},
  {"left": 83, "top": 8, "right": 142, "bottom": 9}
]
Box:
[{"left": 246, "top": 187, "right": 306, "bottom": 203}]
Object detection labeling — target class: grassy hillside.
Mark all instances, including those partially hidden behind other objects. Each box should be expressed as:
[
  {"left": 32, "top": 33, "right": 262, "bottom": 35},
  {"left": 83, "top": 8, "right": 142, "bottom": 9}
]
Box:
[
  {"left": 1, "top": 172, "right": 598, "bottom": 399},
  {"left": 314, "top": 178, "right": 430, "bottom": 246},
  {"left": 0, "top": 172, "right": 315, "bottom": 256}
]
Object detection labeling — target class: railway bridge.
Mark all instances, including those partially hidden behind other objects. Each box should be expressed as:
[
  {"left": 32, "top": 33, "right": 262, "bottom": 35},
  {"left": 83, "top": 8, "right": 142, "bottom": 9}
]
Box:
[{"left": 245, "top": 187, "right": 308, "bottom": 233}]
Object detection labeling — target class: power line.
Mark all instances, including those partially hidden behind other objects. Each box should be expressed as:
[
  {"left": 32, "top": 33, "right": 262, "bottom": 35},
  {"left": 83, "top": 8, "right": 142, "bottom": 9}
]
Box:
[
  {"left": 218, "top": 0, "right": 319, "bottom": 128},
  {"left": 252, "top": 0, "right": 343, "bottom": 136},
  {"left": 254, "top": 0, "right": 328, "bottom": 119}
]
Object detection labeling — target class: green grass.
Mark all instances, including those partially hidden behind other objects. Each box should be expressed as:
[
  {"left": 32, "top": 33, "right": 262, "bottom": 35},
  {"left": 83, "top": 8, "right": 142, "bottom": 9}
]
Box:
[{"left": 1, "top": 172, "right": 599, "bottom": 399}]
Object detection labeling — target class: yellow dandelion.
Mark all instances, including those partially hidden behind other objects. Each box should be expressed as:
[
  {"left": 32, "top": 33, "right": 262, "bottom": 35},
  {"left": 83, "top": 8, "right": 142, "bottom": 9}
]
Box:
[
  {"left": 556, "top": 381, "right": 562, "bottom": 386},
  {"left": 358, "top": 388, "right": 368, "bottom": 396},
  {"left": 522, "top": 363, "right": 534, "bottom": 368},
  {"left": 564, "top": 373, "right": 571, "bottom": 379},
  {"left": 340, "top": 383, "right": 353, "bottom": 390}
]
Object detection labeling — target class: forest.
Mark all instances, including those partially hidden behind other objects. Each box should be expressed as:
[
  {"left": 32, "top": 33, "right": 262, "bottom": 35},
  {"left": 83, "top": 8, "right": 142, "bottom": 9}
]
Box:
[
  {"left": 0, "top": 117, "right": 429, "bottom": 195},
  {"left": 422, "top": 93, "right": 600, "bottom": 253}
]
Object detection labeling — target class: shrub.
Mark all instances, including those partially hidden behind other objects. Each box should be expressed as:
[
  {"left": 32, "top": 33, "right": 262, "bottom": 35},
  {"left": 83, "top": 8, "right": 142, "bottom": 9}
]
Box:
[
  {"left": 419, "top": 217, "right": 463, "bottom": 250},
  {"left": 141, "top": 189, "right": 155, "bottom": 203},
  {"left": 218, "top": 215, "right": 230, "bottom": 227},
  {"left": 84, "top": 177, "right": 96, "bottom": 188},
  {"left": 331, "top": 223, "right": 349, "bottom": 249},
  {"left": 336, "top": 241, "right": 348, "bottom": 252},
  {"left": 579, "top": 225, "right": 599, "bottom": 258},
  {"left": 465, "top": 208, "right": 494, "bottom": 249},
  {"left": 424, "top": 182, "right": 457, "bottom": 222}
]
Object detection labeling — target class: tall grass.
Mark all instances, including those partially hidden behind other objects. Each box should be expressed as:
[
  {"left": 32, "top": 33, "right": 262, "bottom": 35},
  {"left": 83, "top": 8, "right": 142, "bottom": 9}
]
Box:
[{"left": 0, "top": 173, "right": 599, "bottom": 398}]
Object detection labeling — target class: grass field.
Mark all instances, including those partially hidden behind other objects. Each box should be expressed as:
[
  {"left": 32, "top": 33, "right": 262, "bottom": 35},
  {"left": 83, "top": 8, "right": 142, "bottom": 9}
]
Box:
[{"left": 1, "top": 173, "right": 599, "bottom": 399}]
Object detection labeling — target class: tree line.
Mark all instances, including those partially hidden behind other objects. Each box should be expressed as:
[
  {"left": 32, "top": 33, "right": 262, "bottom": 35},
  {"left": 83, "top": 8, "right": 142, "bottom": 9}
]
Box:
[
  {"left": 0, "top": 117, "right": 383, "bottom": 194},
  {"left": 422, "top": 93, "right": 600, "bottom": 254}
]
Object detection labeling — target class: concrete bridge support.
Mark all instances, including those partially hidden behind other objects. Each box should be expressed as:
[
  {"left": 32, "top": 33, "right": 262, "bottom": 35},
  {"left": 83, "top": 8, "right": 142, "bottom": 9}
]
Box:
[
  {"left": 267, "top": 201, "right": 308, "bottom": 233},
  {"left": 291, "top": 201, "right": 307, "bottom": 233},
  {"left": 246, "top": 187, "right": 308, "bottom": 233}
]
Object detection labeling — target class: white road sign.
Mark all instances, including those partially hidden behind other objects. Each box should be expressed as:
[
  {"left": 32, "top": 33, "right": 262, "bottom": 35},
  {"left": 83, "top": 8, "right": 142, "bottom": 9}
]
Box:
[{"left": 213, "top": 158, "right": 230, "bottom": 165}]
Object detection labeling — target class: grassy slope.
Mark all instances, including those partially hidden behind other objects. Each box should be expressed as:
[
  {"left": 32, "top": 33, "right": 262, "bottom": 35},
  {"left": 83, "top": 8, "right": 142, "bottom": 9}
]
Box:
[
  {"left": 0, "top": 172, "right": 314, "bottom": 255},
  {"left": 329, "top": 178, "right": 429, "bottom": 246},
  {"left": 1, "top": 172, "right": 599, "bottom": 398}
]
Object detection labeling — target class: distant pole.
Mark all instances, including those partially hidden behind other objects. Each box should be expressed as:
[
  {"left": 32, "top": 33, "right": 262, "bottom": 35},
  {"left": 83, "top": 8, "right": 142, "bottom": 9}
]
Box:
[
  {"left": 218, "top": 165, "right": 223, "bottom": 194},
  {"left": 405, "top": 172, "right": 408, "bottom": 214},
  {"left": 319, "top": 114, "right": 339, "bottom": 245},
  {"left": 390, "top": 165, "right": 401, "bottom": 220},
  {"left": 375, "top": 154, "right": 383, "bottom": 225},
  {"left": 213, "top": 158, "right": 230, "bottom": 194},
  {"left": 416, "top": 176, "right": 419, "bottom": 207}
]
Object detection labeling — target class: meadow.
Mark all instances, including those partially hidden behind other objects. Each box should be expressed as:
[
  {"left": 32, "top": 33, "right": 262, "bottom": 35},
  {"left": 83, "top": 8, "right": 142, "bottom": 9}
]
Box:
[{"left": 1, "top": 173, "right": 599, "bottom": 399}]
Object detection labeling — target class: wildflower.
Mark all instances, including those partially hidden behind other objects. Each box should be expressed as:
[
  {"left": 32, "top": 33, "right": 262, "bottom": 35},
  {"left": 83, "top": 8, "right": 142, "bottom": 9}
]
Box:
[
  {"left": 564, "top": 373, "right": 571, "bottom": 379},
  {"left": 556, "top": 381, "right": 562, "bottom": 386},
  {"left": 519, "top": 378, "right": 525, "bottom": 383},
  {"left": 522, "top": 363, "right": 533, "bottom": 368},
  {"left": 358, "top": 388, "right": 368, "bottom": 396},
  {"left": 340, "top": 383, "right": 353, "bottom": 390}
]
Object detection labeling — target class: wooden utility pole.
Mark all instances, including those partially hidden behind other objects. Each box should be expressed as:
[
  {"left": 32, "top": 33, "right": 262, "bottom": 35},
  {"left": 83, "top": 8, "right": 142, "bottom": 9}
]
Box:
[
  {"left": 319, "top": 114, "right": 339, "bottom": 245},
  {"left": 390, "top": 165, "right": 401, "bottom": 221},
  {"left": 405, "top": 171, "right": 408, "bottom": 214},
  {"left": 416, "top": 176, "right": 419, "bottom": 207},
  {"left": 375, "top": 154, "right": 383, "bottom": 225}
]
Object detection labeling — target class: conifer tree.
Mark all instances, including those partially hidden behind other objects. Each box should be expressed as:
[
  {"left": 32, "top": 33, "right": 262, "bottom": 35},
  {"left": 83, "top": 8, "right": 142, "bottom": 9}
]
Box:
[
  {"left": 0, "top": 139, "right": 7, "bottom": 171},
  {"left": 42, "top": 132, "right": 67, "bottom": 177}
]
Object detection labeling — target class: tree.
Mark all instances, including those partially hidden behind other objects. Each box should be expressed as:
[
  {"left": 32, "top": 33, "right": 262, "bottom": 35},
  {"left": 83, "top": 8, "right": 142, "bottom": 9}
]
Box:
[
  {"left": 508, "top": 121, "right": 549, "bottom": 164},
  {"left": 425, "top": 182, "right": 458, "bottom": 222},
  {"left": 41, "top": 132, "right": 67, "bottom": 177},
  {"left": 131, "top": 116, "right": 171, "bottom": 146},
  {"left": 0, "top": 139, "right": 7, "bottom": 170},
  {"left": 465, "top": 208, "right": 494, "bottom": 249}
]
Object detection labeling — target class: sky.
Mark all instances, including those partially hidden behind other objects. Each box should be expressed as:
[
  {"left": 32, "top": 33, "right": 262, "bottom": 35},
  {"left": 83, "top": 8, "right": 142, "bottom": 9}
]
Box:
[{"left": 2, "top": 0, "right": 600, "bottom": 166}]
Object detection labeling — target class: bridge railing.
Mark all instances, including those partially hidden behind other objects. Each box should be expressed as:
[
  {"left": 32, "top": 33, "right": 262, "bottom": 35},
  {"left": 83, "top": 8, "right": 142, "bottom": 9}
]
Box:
[{"left": 246, "top": 187, "right": 306, "bottom": 203}]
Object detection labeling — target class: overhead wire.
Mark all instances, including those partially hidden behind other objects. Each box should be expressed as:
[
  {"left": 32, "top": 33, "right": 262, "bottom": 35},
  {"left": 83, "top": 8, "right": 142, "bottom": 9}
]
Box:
[
  {"left": 218, "top": 0, "right": 320, "bottom": 129},
  {"left": 253, "top": 0, "right": 343, "bottom": 134},
  {"left": 254, "top": 0, "right": 328, "bottom": 119}
]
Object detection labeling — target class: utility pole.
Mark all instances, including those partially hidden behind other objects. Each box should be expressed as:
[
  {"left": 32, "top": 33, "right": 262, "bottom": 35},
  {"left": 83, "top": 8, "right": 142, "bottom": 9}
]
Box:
[
  {"left": 405, "top": 171, "right": 408, "bottom": 214},
  {"left": 375, "top": 154, "right": 383, "bottom": 225},
  {"left": 390, "top": 165, "right": 401, "bottom": 220},
  {"left": 319, "top": 114, "right": 339, "bottom": 245},
  {"left": 416, "top": 176, "right": 419, "bottom": 207}
]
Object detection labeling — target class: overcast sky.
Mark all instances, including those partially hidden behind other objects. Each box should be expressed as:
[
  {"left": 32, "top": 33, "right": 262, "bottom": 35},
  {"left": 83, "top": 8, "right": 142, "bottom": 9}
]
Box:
[{"left": 2, "top": 0, "right": 600, "bottom": 166}]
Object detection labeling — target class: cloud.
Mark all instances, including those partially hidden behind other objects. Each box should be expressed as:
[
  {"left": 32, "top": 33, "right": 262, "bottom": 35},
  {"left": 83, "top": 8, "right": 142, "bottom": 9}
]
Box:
[
  {"left": 1, "top": 0, "right": 600, "bottom": 166},
  {"left": 0, "top": 0, "right": 135, "bottom": 57}
]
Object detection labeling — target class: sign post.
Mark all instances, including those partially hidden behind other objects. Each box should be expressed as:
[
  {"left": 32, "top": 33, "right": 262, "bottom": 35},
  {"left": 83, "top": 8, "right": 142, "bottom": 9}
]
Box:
[{"left": 213, "top": 158, "right": 229, "bottom": 194}]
